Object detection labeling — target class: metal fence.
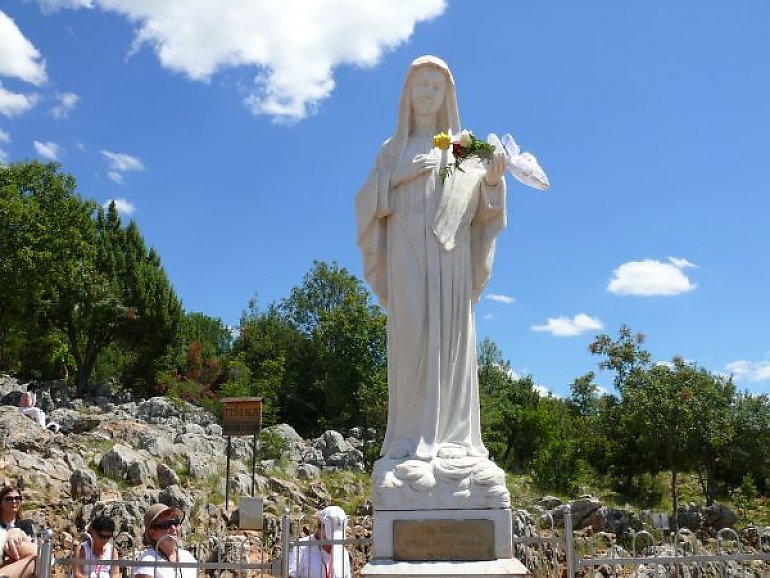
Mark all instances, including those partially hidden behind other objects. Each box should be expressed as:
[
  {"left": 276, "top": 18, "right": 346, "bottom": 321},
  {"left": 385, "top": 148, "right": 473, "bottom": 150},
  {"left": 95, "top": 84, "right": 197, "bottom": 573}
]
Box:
[
  {"left": 515, "top": 506, "right": 770, "bottom": 578},
  {"left": 571, "top": 523, "right": 770, "bottom": 577},
  {"left": 39, "top": 530, "right": 277, "bottom": 578},
  {"left": 31, "top": 507, "right": 770, "bottom": 578},
  {"left": 34, "top": 509, "right": 367, "bottom": 578}
]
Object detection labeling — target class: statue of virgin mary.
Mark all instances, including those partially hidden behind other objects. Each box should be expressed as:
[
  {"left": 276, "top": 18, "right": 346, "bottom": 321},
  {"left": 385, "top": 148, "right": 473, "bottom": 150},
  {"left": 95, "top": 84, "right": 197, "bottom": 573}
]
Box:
[{"left": 356, "top": 56, "right": 509, "bottom": 508}]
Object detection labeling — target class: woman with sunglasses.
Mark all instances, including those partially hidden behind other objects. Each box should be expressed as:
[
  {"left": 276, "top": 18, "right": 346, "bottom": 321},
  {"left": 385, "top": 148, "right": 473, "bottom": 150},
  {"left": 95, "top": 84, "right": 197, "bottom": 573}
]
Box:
[
  {"left": 73, "top": 515, "right": 119, "bottom": 578},
  {"left": 0, "top": 487, "right": 37, "bottom": 578},
  {"left": 133, "top": 504, "right": 196, "bottom": 578},
  {"left": 0, "top": 486, "right": 34, "bottom": 539}
]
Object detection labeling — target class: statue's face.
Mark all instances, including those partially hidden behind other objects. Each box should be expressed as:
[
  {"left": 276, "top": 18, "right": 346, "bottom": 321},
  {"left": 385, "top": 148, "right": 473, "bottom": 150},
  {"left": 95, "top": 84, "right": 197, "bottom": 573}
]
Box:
[{"left": 409, "top": 67, "right": 447, "bottom": 117}]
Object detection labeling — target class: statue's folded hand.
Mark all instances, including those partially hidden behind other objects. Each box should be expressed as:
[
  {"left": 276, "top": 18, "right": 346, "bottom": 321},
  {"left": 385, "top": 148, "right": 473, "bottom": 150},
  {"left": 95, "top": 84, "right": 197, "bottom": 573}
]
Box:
[{"left": 391, "top": 154, "right": 436, "bottom": 189}]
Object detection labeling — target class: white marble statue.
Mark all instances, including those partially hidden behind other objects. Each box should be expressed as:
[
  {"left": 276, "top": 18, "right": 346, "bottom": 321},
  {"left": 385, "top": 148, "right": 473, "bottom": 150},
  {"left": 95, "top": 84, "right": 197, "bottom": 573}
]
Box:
[{"left": 355, "top": 55, "right": 509, "bottom": 509}]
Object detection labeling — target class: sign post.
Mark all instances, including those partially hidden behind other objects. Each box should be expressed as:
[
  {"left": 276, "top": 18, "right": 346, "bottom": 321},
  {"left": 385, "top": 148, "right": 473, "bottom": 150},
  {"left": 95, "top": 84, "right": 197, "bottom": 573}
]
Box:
[{"left": 220, "top": 397, "right": 263, "bottom": 510}]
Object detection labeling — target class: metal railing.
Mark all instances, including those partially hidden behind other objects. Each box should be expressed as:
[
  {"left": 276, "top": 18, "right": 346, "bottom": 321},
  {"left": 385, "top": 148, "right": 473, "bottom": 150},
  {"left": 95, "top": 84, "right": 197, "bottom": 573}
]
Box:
[
  {"left": 570, "top": 525, "right": 770, "bottom": 577},
  {"left": 33, "top": 509, "right": 369, "bottom": 578},
  {"left": 281, "top": 509, "right": 371, "bottom": 578},
  {"left": 37, "top": 525, "right": 278, "bottom": 578},
  {"left": 33, "top": 506, "right": 770, "bottom": 578},
  {"left": 521, "top": 506, "right": 770, "bottom": 578}
]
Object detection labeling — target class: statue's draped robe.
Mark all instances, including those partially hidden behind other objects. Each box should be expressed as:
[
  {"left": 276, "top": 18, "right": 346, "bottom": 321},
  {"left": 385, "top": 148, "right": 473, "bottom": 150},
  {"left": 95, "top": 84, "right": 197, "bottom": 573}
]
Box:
[{"left": 356, "top": 136, "right": 506, "bottom": 461}]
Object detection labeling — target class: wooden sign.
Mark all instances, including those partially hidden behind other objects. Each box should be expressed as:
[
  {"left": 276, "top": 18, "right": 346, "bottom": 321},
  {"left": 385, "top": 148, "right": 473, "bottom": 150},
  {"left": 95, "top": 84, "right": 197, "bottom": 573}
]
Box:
[{"left": 221, "top": 397, "right": 263, "bottom": 436}]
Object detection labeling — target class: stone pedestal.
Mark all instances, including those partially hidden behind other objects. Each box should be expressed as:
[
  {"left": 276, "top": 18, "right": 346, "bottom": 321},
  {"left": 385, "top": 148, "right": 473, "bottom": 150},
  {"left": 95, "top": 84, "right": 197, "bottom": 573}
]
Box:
[
  {"left": 362, "top": 508, "right": 528, "bottom": 578},
  {"left": 372, "top": 509, "right": 513, "bottom": 560},
  {"left": 361, "top": 559, "right": 530, "bottom": 578}
]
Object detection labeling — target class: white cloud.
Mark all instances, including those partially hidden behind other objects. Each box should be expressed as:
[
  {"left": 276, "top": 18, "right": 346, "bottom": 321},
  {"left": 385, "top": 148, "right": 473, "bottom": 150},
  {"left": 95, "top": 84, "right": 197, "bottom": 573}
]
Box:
[
  {"left": 668, "top": 257, "right": 695, "bottom": 269},
  {"left": 485, "top": 293, "right": 516, "bottom": 304},
  {"left": 0, "top": 130, "right": 8, "bottom": 164},
  {"left": 0, "top": 11, "right": 47, "bottom": 85},
  {"left": 101, "top": 150, "right": 144, "bottom": 172},
  {"left": 607, "top": 256, "right": 697, "bottom": 296},
  {"left": 482, "top": 313, "right": 492, "bottom": 320},
  {"left": 51, "top": 91, "right": 80, "bottom": 118},
  {"left": 0, "top": 85, "right": 38, "bottom": 117},
  {"left": 107, "top": 171, "right": 124, "bottom": 184},
  {"left": 33, "top": 140, "right": 61, "bottom": 161},
  {"left": 36, "top": 0, "right": 95, "bottom": 12},
  {"left": 595, "top": 385, "right": 609, "bottom": 396},
  {"left": 533, "top": 384, "right": 551, "bottom": 397},
  {"left": 103, "top": 198, "right": 136, "bottom": 217},
  {"left": 38, "top": 0, "right": 446, "bottom": 121},
  {"left": 655, "top": 358, "right": 695, "bottom": 370},
  {"left": 725, "top": 359, "right": 770, "bottom": 383},
  {"left": 531, "top": 313, "right": 604, "bottom": 337}
]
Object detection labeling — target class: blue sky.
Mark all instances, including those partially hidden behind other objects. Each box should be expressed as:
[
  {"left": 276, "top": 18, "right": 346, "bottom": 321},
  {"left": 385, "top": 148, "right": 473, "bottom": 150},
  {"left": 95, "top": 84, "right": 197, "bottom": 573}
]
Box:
[{"left": 2, "top": 0, "right": 769, "bottom": 397}]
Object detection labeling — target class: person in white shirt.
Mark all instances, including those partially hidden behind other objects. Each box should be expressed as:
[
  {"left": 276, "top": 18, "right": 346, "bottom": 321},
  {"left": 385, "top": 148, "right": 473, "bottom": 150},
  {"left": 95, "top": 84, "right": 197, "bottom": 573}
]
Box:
[
  {"left": 73, "top": 515, "right": 119, "bottom": 578},
  {"left": 133, "top": 504, "right": 196, "bottom": 578},
  {"left": 18, "top": 389, "right": 60, "bottom": 433},
  {"left": 18, "top": 390, "right": 45, "bottom": 428},
  {"left": 287, "top": 506, "right": 351, "bottom": 578}
]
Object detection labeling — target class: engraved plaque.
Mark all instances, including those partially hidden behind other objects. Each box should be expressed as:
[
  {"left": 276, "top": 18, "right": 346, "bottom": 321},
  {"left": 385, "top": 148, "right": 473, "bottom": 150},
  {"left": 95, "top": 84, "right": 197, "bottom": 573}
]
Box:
[{"left": 393, "top": 519, "right": 495, "bottom": 561}]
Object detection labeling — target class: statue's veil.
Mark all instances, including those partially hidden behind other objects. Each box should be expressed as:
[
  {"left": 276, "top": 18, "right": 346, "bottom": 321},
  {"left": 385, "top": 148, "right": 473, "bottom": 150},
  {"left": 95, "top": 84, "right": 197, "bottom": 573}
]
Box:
[{"left": 392, "top": 56, "right": 460, "bottom": 154}]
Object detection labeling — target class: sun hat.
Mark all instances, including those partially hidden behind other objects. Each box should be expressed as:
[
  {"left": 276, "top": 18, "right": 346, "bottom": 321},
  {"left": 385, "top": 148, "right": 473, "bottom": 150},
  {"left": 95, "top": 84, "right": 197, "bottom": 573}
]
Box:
[{"left": 143, "top": 503, "right": 185, "bottom": 542}]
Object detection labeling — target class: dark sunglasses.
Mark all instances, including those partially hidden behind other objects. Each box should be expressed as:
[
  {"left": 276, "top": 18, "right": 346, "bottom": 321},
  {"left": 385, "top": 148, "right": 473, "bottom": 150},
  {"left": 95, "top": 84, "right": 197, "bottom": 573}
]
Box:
[
  {"left": 2, "top": 496, "right": 22, "bottom": 503},
  {"left": 96, "top": 532, "right": 113, "bottom": 540},
  {"left": 151, "top": 518, "right": 180, "bottom": 530}
]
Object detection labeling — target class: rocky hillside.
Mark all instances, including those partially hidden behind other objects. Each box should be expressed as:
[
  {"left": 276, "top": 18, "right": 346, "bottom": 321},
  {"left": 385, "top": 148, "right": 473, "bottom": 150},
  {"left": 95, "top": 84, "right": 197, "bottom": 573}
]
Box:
[{"left": 0, "top": 375, "right": 373, "bottom": 571}]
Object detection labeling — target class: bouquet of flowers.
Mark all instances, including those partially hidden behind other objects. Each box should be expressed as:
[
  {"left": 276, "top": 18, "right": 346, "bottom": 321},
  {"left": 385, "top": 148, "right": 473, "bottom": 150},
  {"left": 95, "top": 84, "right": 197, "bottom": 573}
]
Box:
[{"left": 433, "top": 129, "right": 495, "bottom": 182}]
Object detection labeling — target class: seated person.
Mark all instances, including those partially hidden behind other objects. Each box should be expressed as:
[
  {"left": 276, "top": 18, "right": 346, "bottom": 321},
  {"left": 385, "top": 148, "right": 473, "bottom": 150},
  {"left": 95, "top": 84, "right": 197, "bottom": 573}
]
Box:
[
  {"left": 133, "top": 504, "right": 196, "bottom": 578},
  {"left": 18, "top": 388, "right": 60, "bottom": 433},
  {"left": 73, "top": 515, "right": 120, "bottom": 578},
  {"left": 0, "top": 526, "right": 37, "bottom": 578},
  {"left": 0, "top": 487, "right": 34, "bottom": 539},
  {"left": 288, "top": 505, "right": 351, "bottom": 578}
]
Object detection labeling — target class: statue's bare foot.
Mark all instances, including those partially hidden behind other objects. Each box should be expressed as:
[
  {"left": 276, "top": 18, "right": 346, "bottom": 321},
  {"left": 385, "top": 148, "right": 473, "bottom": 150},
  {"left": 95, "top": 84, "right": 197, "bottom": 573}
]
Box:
[{"left": 437, "top": 445, "right": 467, "bottom": 459}]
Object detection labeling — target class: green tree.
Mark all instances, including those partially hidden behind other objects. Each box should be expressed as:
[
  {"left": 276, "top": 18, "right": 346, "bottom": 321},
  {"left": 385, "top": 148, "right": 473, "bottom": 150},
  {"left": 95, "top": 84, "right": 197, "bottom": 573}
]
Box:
[
  {"left": 0, "top": 162, "right": 181, "bottom": 393},
  {"left": 116, "top": 219, "right": 182, "bottom": 392},
  {"left": 279, "top": 261, "right": 387, "bottom": 434},
  {"left": 233, "top": 263, "right": 387, "bottom": 439},
  {"left": 0, "top": 162, "right": 100, "bottom": 382},
  {"left": 589, "top": 325, "right": 651, "bottom": 392},
  {"left": 477, "top": 340, "right": 544, "bottom": 471},
  {"left": 233, "top": 299, "right": 304, "bottom": 428},
  {"left": 569, "top": 371, "right": 599, "bottom": 417},
  {"left": 477, "top": 338, "right": 513, "bottom": 396},
  {"left": 169, "top": 311, "right": 233, "bottom": 389},
  {"left": 587, "top": 328, "right": 661, "bottom": 498},
  {"left": 530, "top": 397, "right": 589, "bottom": 495},
  {"left": 588, "top": 327, "right": 748, "bottom": 518},
  {"left": 715, "top": 392, "right": 770, "bottom": 496}
]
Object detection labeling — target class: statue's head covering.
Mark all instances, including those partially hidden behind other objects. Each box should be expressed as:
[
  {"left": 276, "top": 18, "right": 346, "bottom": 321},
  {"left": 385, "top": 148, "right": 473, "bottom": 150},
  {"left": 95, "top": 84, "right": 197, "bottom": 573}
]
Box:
[
  {"left": 394, "top": 55, "right": 460, "bottom": 146},
  {"left": 318, "top": 505, "right": 347, "bottom": 577}
]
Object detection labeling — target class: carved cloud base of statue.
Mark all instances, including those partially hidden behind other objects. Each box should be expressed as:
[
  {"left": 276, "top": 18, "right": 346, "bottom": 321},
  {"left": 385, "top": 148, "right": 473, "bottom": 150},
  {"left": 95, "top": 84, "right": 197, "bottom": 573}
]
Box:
[{"left": 372, "top": 455, "right": 510, "bottom": 511}]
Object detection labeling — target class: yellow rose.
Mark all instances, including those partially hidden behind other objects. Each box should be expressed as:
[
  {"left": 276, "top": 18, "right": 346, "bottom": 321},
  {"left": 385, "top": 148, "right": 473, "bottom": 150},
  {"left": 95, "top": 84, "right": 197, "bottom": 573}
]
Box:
[{"left": 433, "top": 132, "right": 451, "bottom": 151}]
